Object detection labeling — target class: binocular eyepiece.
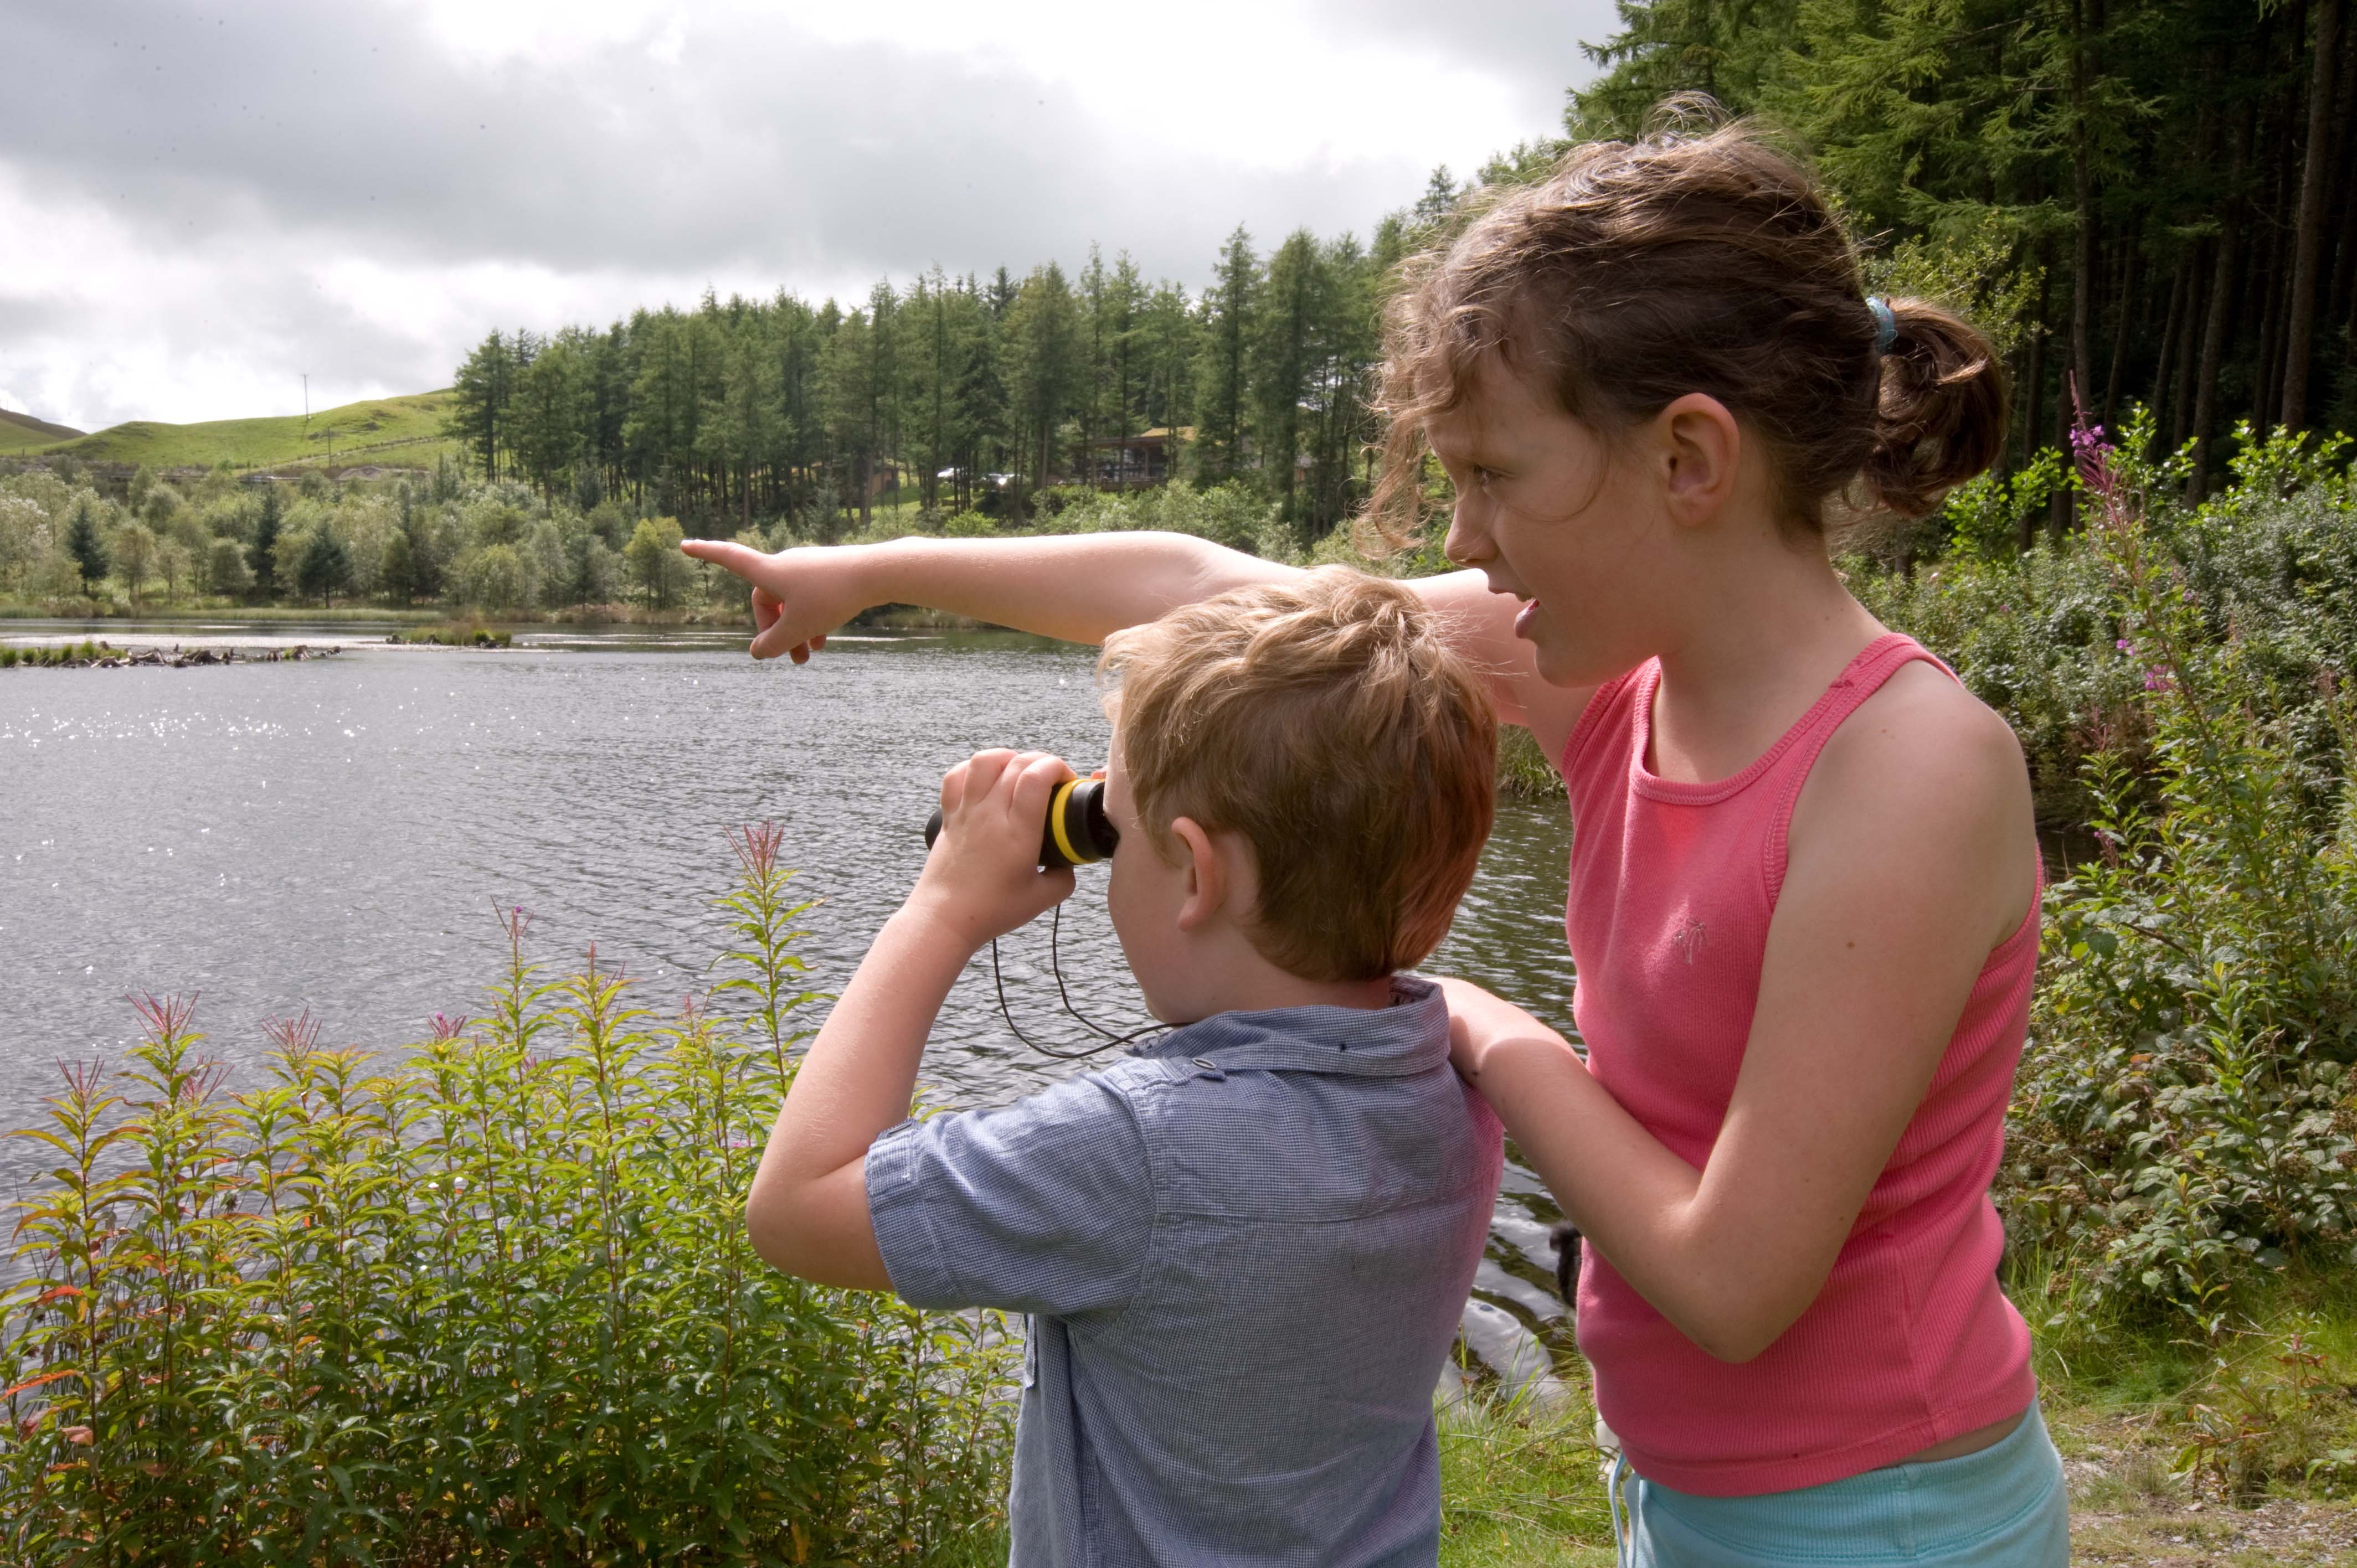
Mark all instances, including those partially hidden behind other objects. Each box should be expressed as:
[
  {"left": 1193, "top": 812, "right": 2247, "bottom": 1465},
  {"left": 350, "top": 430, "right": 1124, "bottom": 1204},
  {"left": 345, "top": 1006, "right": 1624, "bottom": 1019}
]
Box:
[{"left": 924, "top": 775, "right": 1120, "bottom": 870}]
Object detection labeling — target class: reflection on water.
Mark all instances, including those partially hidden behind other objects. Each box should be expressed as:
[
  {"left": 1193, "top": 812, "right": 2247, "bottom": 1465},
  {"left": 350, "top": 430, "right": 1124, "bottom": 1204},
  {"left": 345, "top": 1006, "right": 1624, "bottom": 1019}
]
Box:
[{"left": 0, "top": 622, "right": 1579, "bottom": 1348}]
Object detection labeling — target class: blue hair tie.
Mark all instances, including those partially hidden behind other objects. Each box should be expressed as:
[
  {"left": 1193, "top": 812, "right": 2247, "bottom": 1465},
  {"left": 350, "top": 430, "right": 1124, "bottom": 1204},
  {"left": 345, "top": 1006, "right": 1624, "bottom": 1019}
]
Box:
[{"left": 1866, "top": 296, "right": 1897, "bottom": 354}]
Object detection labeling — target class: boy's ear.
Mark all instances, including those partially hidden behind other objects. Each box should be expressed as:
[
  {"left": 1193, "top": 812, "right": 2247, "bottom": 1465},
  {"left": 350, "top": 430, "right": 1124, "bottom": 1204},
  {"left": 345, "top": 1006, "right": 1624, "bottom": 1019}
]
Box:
[{"left": 1169, "top": 816, "right": 1224, "bottom": 931}]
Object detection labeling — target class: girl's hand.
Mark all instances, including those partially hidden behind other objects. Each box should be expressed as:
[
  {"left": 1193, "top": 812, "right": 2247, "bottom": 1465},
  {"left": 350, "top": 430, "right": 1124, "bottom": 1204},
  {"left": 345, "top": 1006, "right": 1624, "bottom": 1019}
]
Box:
[
  {"left": 678, "top": 539, "right": 874, "bottom": 662},
  {"left": 1433, "top": 976, "right": 1578, "bottom": 1081},
  {"left": 908, "top": 750, "right": 1078, "bottom": 949}
]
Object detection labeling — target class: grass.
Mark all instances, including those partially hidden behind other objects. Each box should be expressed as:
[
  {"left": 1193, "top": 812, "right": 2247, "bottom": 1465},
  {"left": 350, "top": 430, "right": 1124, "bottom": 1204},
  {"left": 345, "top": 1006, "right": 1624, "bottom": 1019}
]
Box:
[
  {"left": 388, "top": 620, "right": 514, "bottom": 647},
  {"left": 1438, "top": 1395, "right": 1615, "bottom": 1567},
  {"left": 2011, "top": 1254, "right": 2357, "bottom": 1562},
  {"left": 1421, "top": 1253, "right": 2357, "bottom": 1566},
  {"left": 0, "top": 600, "right": 445, "bottom": 621},
  {"left": 24, "top": 390, "right": 460, "bottom": 472},
  {"left": 0, "top": 639, "right": 115, "bottom": 668},
  {"left": 1497, "top": 724, "right": 1567, "bottom": 800},
  {"left": 0, "top": 410, "right": 82, "bottom": 453}
]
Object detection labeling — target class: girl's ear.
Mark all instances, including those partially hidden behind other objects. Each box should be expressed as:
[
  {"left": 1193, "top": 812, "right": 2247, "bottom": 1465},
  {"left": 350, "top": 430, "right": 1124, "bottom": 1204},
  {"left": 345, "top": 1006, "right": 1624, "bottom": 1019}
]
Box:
[
  {"left": 1169, "top": 816, "right": 1224, "bottom": 931},
  {"left": 1656, "top": 393, "right": 1743, "bottom": 528}
]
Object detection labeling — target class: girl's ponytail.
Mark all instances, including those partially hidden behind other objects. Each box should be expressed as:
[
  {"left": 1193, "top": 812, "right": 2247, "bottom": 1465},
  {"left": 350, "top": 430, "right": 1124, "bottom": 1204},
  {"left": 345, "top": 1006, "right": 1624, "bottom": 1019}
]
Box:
[{"left": 1864, "top": 298, "right": 2009, "bottom": 519}]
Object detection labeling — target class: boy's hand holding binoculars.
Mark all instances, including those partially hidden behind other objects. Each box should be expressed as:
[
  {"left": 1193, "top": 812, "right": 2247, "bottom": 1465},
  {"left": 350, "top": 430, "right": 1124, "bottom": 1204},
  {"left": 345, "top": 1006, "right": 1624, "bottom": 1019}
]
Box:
[
  {"left": 677, "top": 539, "right": 870, "bottom": 663},
  {"left": 907, "top": 750, "right": 1081, "bottom": 951}
]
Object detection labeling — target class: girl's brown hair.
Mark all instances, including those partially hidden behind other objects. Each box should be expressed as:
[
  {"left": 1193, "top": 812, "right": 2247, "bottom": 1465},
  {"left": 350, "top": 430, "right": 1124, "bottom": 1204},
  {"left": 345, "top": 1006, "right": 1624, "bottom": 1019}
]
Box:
[{"left": 1366, "top": 107, "right": 2008, "bottom": 546}]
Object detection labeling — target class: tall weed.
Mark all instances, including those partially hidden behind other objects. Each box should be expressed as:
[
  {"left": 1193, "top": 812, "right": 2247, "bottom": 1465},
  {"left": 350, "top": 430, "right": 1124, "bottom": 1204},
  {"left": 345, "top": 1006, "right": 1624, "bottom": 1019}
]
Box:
[
  {"left": 2001, "top": 416, "right": 2357, "bottom": 1321},
  {"left": 0, "top": 835, "right": 1013, "bottom": 1565}
]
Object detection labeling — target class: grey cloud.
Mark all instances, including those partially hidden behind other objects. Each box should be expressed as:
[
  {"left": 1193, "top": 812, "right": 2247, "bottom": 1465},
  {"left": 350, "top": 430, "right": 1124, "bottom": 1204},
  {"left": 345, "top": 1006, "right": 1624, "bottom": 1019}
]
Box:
[
  {"left": 3, "top": 0, "right": 1574, "bottom": 295},
  {"left": 1305, "top": 0, "right": 1618, "bottom": 127},
  {"left": 0, "top": 0, "right": 1599, "bottom": 425}
]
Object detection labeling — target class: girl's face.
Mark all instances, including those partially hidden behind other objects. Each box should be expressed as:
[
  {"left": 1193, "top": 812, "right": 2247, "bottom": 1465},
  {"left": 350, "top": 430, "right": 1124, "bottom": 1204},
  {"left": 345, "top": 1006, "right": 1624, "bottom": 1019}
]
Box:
[{"left": 1425, "top": 356, "right": 1678, "bottom": 689}]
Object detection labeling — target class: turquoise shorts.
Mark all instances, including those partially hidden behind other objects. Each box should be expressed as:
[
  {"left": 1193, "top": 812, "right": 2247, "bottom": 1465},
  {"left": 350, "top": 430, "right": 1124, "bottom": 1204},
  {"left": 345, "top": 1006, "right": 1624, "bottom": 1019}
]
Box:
[{"left": 1613, "top": 1404, "right": 2070, "bottom": 1566}]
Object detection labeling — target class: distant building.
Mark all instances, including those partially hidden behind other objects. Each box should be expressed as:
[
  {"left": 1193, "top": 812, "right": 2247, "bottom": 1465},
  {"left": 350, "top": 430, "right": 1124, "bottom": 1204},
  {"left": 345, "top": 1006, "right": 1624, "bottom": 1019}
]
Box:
[{"left": 1081, "top": 427, "right": 1191, "bottom": 489}]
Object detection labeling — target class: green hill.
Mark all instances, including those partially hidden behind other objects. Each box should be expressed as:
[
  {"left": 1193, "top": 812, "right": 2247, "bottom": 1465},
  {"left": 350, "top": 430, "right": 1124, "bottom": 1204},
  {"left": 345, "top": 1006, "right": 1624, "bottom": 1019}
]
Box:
[
  {"left": 0, "top": 409, "right": 85, "bottom": 454},
  {"left": 24, "top": 391, "right": 459, "bottom": 471}
]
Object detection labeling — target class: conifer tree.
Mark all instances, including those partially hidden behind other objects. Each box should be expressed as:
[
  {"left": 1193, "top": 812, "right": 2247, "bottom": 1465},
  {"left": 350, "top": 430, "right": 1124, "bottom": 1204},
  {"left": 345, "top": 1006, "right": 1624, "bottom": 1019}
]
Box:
[
  {"left": 446, "top": 329, "right": 517, "bottom": 482},
  {"left": 1252, "top": 230, "right": 1326, "bottom": 534},
  {"left": 296, "top": 528, "right": 352, "bottom": 607},
  {"left": 65, "top": 499, "right": 107, "bottom": 592},
  {"left": 1195, "top": 228, "right": 1260, "bottom": 484},
  {"left": 378, "top": 526, "right": 416, "bottom": 606},
  {"left": 249, "top": 487, "right": 281, "bottom": 602}
]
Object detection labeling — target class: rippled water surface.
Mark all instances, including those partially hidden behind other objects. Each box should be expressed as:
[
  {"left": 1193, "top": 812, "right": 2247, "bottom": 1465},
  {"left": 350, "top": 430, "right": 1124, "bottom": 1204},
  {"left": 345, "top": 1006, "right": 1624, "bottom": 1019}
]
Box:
[{"left": 1, "top": 621, "right": 1579, "bottom": 1349}]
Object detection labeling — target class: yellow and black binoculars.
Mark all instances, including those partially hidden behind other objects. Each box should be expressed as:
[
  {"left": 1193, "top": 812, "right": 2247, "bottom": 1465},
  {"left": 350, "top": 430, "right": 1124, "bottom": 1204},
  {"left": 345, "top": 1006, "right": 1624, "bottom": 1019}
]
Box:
[{"left": 924, "top": 775, "right": 1120, "bottom": 870}]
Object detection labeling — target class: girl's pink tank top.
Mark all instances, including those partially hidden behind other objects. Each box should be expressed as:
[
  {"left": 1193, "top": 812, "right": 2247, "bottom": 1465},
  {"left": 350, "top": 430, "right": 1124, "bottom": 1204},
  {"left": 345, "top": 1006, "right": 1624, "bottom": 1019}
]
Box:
[{"left": 1560, "top": 632, "right": 2038, "bottom": 1497}]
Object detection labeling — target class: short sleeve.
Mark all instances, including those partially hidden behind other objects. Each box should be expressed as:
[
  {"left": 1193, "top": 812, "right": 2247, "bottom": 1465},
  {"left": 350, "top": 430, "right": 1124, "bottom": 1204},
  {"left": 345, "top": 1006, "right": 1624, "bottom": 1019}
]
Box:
[{"left": 864, "top": 1071, "right": 1156, "bottom": 1317}]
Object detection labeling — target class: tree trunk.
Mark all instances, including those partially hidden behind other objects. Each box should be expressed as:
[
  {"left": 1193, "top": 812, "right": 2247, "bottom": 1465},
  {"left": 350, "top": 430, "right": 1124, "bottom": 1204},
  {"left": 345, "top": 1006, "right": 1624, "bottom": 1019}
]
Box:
[
  {"left": 2102, "top": 238, "right": 2138, "bottom": 425},
  {"left": 2283, "top": 0, "right": 2343, "bottom": 429},
  {"left": 2330, "top": 24, "right": 2357, "bottom": 332},
  {"left": 2250, "top": 130, "right": 2292, "bottom": 434},
  {"left": 2018, "top": 282, "right": 2049, "bottom": 549},
  {"left": 2153, "top": 254, "right": 2189, "bottom": 451},
  {"left": 2070, "top": 0, "right": 2098, "bottom": 406},
  {"left": 2027, "top": 308, "right": 2046, "bottom": 554},
  {"left": 2193, "top": 111, "right": 2248, "bottom": 501}
]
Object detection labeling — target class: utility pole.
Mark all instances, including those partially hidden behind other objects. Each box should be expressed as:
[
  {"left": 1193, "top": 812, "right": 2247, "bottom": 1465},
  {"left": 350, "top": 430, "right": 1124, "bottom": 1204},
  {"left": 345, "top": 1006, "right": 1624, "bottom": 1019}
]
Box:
[{"left": 303, "top": 373, "right": 321, "bottom": 476}]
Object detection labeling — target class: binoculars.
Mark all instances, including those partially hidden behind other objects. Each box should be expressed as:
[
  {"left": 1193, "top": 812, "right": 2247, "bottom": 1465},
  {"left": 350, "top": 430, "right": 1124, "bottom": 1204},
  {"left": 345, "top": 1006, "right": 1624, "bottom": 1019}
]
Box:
[{"left": 924, "top": 775, "right": 1120, "bottom": 870}]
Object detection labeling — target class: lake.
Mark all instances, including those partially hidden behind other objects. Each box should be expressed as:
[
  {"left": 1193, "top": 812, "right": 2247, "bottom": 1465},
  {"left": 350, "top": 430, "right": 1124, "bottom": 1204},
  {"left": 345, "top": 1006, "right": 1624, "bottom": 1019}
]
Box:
[{"left": 0, "top": 619, "right": 1581, "bottom": 1371}]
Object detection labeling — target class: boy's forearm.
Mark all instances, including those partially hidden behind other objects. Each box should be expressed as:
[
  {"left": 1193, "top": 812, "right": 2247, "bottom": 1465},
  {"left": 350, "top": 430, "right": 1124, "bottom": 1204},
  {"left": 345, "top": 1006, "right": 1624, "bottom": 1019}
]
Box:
[
  {"left": 745, "top": 905, "right": 976, "bottom": 1282},
  {"left": 766, "top": 905, "right": 973, "bottom": 1181},
  {"left": 856, "top": 532, "right": 1291, "bottom": 644}
]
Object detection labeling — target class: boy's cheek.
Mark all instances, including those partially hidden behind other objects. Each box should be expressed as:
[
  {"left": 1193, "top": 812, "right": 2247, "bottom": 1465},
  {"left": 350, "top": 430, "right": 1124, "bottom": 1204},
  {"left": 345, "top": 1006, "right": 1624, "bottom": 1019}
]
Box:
[{"left": 1104, "top": 867, "right": 1179, "bottom": 1019}]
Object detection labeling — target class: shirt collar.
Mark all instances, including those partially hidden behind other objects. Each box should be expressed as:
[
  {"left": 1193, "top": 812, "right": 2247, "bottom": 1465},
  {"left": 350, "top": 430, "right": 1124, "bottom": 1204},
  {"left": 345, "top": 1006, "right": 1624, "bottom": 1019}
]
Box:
[{"left": 1129, "top": 975, "right": 1449, "bottom": 1079}]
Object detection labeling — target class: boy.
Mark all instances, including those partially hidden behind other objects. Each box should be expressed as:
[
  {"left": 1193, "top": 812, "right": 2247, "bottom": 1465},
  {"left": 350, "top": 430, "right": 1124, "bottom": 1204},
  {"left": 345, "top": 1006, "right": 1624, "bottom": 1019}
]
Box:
[{"left": 744, "top": 569, "right": 1505, "bottom": 1566}]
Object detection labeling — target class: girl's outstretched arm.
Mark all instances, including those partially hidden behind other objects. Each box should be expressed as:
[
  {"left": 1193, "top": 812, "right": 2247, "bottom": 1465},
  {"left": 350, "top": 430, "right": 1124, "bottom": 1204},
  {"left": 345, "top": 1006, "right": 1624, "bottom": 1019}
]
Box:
[
  {"left": 681, "top": 532, "right": 1581, "bottom": 745},
  {"left": 682, "top": 533, "right": 1286, "bottom": 661},
  {"left": 1445, "top": 666, "right": 2037, "bottom": 1363}
]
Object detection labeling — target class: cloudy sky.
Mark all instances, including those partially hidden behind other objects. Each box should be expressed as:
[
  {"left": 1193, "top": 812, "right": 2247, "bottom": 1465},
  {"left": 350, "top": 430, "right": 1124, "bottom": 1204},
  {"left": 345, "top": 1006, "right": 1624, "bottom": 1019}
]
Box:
[{"left": 1, "top": 0, "right": 1612, "bottom": 434}]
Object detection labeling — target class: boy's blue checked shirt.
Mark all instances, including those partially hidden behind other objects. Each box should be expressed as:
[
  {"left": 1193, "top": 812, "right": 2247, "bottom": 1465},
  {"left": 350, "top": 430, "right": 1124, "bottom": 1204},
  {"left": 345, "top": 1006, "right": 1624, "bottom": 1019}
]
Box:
[{"left": 867, "top": 977, "right": 1504, "bottom": 1568}]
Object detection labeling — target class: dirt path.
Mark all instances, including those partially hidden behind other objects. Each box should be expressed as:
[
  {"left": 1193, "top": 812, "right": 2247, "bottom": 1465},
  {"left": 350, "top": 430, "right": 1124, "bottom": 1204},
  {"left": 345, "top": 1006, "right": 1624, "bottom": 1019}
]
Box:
[{"left": 2063, "top": 1414, "right": 2357, "bottom": 1565}]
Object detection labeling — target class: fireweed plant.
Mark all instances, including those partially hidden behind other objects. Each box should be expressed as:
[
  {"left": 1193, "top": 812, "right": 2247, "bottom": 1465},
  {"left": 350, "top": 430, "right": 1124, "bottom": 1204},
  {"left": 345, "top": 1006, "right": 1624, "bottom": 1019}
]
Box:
[
  {"left": 1983, "top": 412, "right": 2357, "bottom": 1324},
  {"left": 0, "top": 835, "right": 1015, "bottom": 1566}
]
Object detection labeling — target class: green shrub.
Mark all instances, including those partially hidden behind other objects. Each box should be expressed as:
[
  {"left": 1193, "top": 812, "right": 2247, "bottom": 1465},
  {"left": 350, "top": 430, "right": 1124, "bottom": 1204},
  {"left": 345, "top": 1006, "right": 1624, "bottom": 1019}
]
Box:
[
  {"left": 392, "top": 621, "right": 514, "bottom": 648},
  {"left": 1999, "top": 423, "right": 2357, "bottom": 1321},
  {"left": 1045, "top": 481, "right": 1275, "bottom": 555},
  {"left": 1851, "top": 537, "right": 2142, "bottom": 827},
  {"left": 0, "top": 829, "right": 1014, "bottom": 1565},
  {"left": 1856, "top": 416, "right": 2357, "bottom": 829}
]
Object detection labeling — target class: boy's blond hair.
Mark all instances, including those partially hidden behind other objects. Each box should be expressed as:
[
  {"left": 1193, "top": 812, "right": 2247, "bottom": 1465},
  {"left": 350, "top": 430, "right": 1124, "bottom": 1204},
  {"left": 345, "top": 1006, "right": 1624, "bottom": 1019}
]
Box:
[{"left": 1100, "top": 568, "right": 1497, "bottom": 983}]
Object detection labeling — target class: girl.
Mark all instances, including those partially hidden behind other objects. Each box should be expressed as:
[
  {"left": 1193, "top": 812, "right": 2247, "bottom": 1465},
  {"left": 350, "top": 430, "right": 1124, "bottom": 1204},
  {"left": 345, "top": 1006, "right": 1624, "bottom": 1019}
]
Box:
[{"left": 686, "top": 115, "right": 2066, "bottom": 1566}]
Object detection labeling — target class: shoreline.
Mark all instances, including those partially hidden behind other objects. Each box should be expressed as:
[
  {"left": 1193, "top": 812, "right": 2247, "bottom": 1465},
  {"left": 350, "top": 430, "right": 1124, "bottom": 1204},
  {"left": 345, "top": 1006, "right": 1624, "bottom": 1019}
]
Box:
[{"left": 0, "top": 638, "right": 344, "bottom": 669}]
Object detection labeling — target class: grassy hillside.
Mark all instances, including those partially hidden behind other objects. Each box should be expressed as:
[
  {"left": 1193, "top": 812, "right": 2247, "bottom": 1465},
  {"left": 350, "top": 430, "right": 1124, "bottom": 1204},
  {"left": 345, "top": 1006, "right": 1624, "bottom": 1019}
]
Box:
[
  {"left": 27, "top": 390, "right": 459, "bottom": 471},
  {"left": 0, "top": 409, "right": 85, "bottom": 454}
]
